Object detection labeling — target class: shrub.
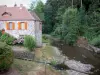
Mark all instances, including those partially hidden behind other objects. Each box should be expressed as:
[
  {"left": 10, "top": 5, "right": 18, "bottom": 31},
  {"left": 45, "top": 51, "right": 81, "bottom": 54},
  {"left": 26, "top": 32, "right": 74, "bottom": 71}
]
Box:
[
  {"left": 6, "top": 36, "right": 15, "bottom": 45},
  {"left": 24, "top": 35, "right": 36, "bottom": 51},
  {"left": 90, "top": 35, "right": 100, "bottom": 48},
  {"left": 0, "top": 42, "right": 13, "bottom": 71},
  {"left": 0, "top": 33, "right": 15, "bottom": 45},
  {"left": 50, "top": 60, "right": 57, "bottom": 66},
  {"left": 0, "top": 33, "right": 9, "bottom": 42},
  {"left": 42, "top": 34, "right": 50, "bottom": 43}
]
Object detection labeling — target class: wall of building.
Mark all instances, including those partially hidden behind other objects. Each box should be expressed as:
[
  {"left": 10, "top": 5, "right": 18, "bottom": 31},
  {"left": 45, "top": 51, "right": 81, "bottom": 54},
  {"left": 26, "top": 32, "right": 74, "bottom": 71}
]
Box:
[
  {"left": 0, "top": 21, "right": 42, "bottom": 47},
  {"left": 34, "top": 21, "right": 42, "bottom": 47}
]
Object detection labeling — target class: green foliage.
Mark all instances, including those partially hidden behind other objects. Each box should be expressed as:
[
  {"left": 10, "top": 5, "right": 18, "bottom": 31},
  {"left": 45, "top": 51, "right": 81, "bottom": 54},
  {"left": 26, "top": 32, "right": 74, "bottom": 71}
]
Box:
[
  {"left": 0, "top": 33, "right": 8, "bottom": 41},
  {"left": 90, "top": 35, "right": 100, "bottom": 48},
  {"left": 29, "top": 0, "right": 45, "bottom": 33},
  {"left": 0, "top": 33, "right": 15, "bottom": 45},
  {"left": 24, "top": 35, "right": 36, "bottom": 51},
  {"left": 28, "top": 1, "right": 36, "bottom": 11},
  {"left": 0, "top": 42, "right": 13, "bottom": 71},
  {"left": 34, "top": 0, "right": 45, "bottom": 21},
  {"left": 62, "top": 8, "right": 79, "bottom": 45},
  {"left": 6, "top": 36, "right": 15, "bottom": 45},
  {"left": 50, "top": 60, "right": 57, "bottom": 66},
  {"left": 43, "top": 0, "right": 100, "bottom": 45},
  {"left": 53, "top": 8, "right": 79, "bottom": 45},
  {"left": 42, "top": 34, "right": 50, "bottom": 43}
]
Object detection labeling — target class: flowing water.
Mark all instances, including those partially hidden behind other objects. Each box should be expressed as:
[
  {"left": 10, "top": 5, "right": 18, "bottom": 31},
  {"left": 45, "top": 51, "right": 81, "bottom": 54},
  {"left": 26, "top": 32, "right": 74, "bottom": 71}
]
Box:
[{"left": 51, "top": 40, "right": 100, "bottom": 75}]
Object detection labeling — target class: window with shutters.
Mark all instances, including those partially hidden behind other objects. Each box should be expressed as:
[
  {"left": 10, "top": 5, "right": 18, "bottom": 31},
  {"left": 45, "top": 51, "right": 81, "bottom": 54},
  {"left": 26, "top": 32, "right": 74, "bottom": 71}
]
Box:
[
  {"left": 18, "top": 22, "right": 27, "bottom": 30},
  {"left": 21, "top": 22, "right": 25, "bottom": 30},
  {"left": 6, "top": 22, "right": 15, "bottom": 30}
]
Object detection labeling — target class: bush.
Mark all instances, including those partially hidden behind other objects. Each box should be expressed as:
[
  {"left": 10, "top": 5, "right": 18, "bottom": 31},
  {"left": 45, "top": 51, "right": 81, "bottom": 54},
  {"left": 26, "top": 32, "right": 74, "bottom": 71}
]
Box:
[
  {"left": 90, "top": 35, "right": 100, "bottom": 48},
  {"left": 6, "top": 36, "right": 15, "bottom": 45},
  {"left": 24, "top": 35, "right": 36, "bottom": 51},
  {"left": 0, "top": 42, "right": 13, "bottom": 71},
  {"left": 0, "top": 33, "right": 8, "bottom": 41},
  {"left": 0, "top": 33, "right": 15, "bottom": 45},
  {"left": 42, "top": 34, "right": 50, "bottom": 43},
  {"left": 50, "top": 60, "right": 57, "bottom": 66}
]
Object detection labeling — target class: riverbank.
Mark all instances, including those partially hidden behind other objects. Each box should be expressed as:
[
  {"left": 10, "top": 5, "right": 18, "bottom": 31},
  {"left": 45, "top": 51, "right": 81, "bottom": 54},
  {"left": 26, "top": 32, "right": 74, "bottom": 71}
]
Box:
[
  {"left": 12, "top": 44, "right": 62, "bottom": 75},
  {"left": 3, "top": 34, "right": 100, "bottom": 75},
  {"left": 48, "top": 35, "right": 100, "bottom": 75}
]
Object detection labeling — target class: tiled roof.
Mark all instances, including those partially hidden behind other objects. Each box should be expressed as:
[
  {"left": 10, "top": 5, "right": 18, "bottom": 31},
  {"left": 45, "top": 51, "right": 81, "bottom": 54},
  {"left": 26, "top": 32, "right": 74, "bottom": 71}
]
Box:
[
  {"left": 30, "top": 11, "right": 41, "bottom": 21},
  {"left": 0, "top": 5, "right": 34, "bottom": 21}
]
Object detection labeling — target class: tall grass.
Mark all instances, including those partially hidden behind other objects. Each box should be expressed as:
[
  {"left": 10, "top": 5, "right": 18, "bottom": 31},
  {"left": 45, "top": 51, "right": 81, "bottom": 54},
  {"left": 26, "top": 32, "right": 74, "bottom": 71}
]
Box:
[{"left": 24, "top": 35, "right": 36, "bottom": 51}]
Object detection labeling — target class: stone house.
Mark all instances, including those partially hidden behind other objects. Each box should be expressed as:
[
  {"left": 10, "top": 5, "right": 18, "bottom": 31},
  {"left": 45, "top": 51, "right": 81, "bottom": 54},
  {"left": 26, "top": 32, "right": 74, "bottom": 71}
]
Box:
[{"left": 0, "top": 4, "right": 42, "bottom": 47}]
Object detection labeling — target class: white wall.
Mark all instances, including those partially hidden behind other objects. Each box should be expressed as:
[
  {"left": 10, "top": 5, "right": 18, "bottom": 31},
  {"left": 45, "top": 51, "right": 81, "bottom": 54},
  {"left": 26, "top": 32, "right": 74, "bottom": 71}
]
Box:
[
  {"left": 34, "top": 21, "right": 42, "bottom": 47},
  {"left": 0, "top": 21, "right": 42, "bottom": 47}
]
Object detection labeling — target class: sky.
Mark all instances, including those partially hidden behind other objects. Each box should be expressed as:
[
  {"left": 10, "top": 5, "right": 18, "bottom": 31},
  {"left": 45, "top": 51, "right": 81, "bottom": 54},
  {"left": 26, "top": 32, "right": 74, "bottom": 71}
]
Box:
[{"left": 0, "top": 0, "right": 46, "bottom": 8}]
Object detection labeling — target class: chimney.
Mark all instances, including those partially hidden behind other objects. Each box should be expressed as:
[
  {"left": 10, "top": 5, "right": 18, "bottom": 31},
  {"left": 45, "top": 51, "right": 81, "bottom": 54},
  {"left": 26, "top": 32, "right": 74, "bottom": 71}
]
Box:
[
  {"left": 4, "top": 5, "right": 7, "bottom": 7},
  {"left": 20, "top": 4, "right": 23, "bottom": 9},
  {"left": 20, "top": 4, "right": 23, "bottom": 7},
  {"left": 14, "top": 3, "right": 17, "bottom": 7}
]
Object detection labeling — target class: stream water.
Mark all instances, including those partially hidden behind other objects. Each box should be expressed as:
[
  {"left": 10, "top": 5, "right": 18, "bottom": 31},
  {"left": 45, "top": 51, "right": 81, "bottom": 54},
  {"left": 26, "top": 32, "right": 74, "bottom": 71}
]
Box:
[{"left": 51, "top": 40, "right": 100, "bottom": 75}]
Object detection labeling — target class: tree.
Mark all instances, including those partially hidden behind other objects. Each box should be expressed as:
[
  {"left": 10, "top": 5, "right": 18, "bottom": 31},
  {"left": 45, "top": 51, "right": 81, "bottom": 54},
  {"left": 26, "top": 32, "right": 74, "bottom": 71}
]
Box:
[
  {"left": 28, "top": 1, "right": 36, "bottom": 11},
  {"left": 34, "top": 0, "right": 45, "bottom": 20},
  {"left": 29, "top": 0, "right": 45, "bottom": 33}
]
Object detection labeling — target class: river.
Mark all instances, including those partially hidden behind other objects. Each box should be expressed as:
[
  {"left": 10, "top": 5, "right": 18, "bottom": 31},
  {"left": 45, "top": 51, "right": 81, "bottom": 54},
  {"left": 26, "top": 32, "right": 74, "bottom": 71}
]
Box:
[{"left": 51, "top": 39, "right": 100, "bottom": 75}]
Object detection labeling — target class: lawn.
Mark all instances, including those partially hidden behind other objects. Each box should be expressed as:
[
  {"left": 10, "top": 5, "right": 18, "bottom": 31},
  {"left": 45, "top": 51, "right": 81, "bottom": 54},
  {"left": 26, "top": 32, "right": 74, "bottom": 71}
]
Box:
[
  {"left": 13, "top": 59, "right": 61, "bottom": 75},
  {"left": 13, "top": 59, "right": 37, "bottom": 75},
  {"left": 12, "top": 44, "right": 61, "bottom": 75}
]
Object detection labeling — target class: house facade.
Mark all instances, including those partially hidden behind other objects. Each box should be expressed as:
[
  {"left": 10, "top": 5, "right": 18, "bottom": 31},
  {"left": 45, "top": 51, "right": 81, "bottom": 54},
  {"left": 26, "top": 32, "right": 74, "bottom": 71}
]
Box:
[{"left": 0, "top": 5, "right": 42, "bottom": 47}]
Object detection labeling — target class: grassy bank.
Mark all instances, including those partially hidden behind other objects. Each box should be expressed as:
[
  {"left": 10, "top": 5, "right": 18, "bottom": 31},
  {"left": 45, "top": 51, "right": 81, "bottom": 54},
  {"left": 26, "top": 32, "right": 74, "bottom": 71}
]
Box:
[{"left": 12, "top": 43, "right": 62, "bottom": 75}]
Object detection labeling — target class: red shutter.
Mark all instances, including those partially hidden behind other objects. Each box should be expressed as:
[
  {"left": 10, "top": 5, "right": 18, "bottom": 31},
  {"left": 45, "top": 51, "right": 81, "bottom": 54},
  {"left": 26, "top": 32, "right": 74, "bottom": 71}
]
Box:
[
  {"left": 18, "top": 22, "right": 21, "bottom": 30},
  {"left": 25, "top": 22, "right": 27, "bottom": 30},
  {"left": 6, "top": 22, "right": 9, "bottom": 30}
]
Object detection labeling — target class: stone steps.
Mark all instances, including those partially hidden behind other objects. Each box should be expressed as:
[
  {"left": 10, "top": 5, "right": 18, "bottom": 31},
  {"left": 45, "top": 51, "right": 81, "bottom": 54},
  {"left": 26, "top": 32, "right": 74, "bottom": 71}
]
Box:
[{"left": 13, "top": 51, "right": 34, "bottom": 61}]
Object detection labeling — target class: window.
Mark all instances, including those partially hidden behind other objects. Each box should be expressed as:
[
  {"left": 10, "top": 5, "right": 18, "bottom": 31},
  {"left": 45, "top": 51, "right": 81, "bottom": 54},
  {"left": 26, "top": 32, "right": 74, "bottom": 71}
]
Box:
[
  {"left": 18, "top": 22, "right": 27, "bottom": 30},
  {"left": 9, "top": 22, "right": 13, "bottom": 29},
  {"left": 6, "top": 22, "right": 15, "bottom": 30},
  {"left": 21, "top": 23, "right": 25, "bottom": 30}
]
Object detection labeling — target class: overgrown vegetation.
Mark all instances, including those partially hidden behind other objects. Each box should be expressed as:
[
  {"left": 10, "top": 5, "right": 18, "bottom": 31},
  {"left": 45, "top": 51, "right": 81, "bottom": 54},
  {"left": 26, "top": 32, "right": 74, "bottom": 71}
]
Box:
[
  {"left": 42, "top": 34, "right": 50, "bottom": 43},
  {"left": 24, "top": 35, "right": 36, "bottom": 51},
  {"left": 0, "top": 33, "right": 15, "bottom": 45},
  {"left": 0, "top": 42, "right": 13, "bottom": 71},
  {"left": 90, "top": 35, "right": 100, "bottom": 48},
  {"left": 29, "top": 0, "right": 100, "bottom": 46}
]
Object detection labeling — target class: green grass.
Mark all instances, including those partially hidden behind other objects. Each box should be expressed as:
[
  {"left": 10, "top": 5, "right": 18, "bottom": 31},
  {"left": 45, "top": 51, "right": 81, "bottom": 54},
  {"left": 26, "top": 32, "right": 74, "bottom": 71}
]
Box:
[
  {"left": 42, "top": 45, "right": 55, "bottom": 59},
  {"left": 13, "top": 59, "right": 37, "bottom": 75},
  {"left": 42, "top": 34, "right": 51, "bottom": 43}
]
